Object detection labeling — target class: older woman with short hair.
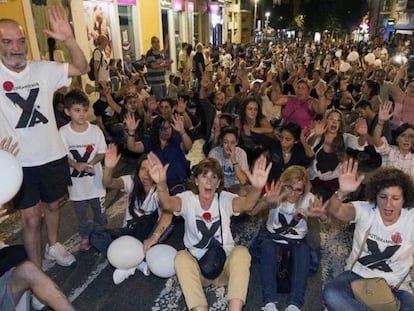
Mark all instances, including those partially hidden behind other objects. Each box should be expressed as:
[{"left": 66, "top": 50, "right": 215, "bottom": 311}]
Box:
[{"left": 147, "top": 152, "right": 272, "bottom": 311}]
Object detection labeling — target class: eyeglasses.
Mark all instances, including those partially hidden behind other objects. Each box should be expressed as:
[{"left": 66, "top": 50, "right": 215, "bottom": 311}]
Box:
[
  {"left": 399, "top": 133, "right": 414, "bottom": 140},
  {"left": 284, "top": 185, "right": 304, "bottom": 194}
]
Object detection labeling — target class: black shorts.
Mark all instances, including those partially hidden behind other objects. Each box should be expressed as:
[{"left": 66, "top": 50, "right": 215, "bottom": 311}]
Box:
[{"left": 13, "top": 156, "right": 71, "bottom": 210}]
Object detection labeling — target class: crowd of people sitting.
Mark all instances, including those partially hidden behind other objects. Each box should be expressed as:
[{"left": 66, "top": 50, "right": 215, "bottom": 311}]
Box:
[
  {"left": 50, "top": 35, "right": 414, "bottom": 311},
  {"left": 3, "top": 12, "right": 414, "bottom": 310}
]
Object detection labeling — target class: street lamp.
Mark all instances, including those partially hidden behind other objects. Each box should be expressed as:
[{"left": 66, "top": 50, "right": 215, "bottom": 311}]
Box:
[
  {"left": 253, "top": 0, "right": 259, "bottom": 31},
  {"left": 265, "top": 11, "right": 270, "bottom": 29}
]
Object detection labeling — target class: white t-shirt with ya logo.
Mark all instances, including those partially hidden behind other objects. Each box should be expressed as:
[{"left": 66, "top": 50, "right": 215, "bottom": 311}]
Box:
[
  {"left": 0, "top": 61, "right": 71, "bottom": 166},
  {"left": 346, "top": 201, "right": 414, "bottom": 292},
  {"left": 175, "top": 190, "right": 239, "bottom": 259}
]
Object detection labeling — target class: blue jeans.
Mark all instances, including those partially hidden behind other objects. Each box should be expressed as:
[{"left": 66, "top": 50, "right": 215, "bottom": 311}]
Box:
[
  {"left": 73, "top": 197, "right": 106, "bottom": 237},
  {"left": 324, "top": 270, "right": 414, "bottom": 311},
  {"left": 260, "top": 236, "right": 310, "bottom": 307}
]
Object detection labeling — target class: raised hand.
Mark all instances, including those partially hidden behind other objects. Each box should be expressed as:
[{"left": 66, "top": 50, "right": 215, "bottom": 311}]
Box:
[
  {"left": 43, "top": 6, "right": 74, "bottom": 42},
  {"left": 300, "top": 196, "right": 328, "bottom": 221},
  {"left": 171, "top": 114, "right": 185, "bottom": 134},
  {"left": 105, "top": 143, "right": 121, "bottom": 169},
  {"left": 313, "top": 119, "right": 327, "bottom": 136},
  {"left": 147, "top": 152, "right": 169, "bottom": 184},
  {"left": 354, "top": 117, "right": 368, "bottom": 136},
  {"left": 125, "top": 113, "right": 139, "bottom": 132},
  {"left": 338, "top": 158, "right": 365, "bottom": 195},
  {"left": 378, "top": 101, "right": 393, "bottom": 122},
  {"left": 0, "top": 137, "right": 19, "bottom": 156},
  {"left": 300, "top": 127, "right": 310, "bottom": 144},
  {"left": 176, "top": 97, "right": 187, "bottom": 113},
  {"left": 243, "top": 155, "right": 272, "bottom": 190},
  {"left": 264, "top": 180, "right": 286, "bottom": 205}
]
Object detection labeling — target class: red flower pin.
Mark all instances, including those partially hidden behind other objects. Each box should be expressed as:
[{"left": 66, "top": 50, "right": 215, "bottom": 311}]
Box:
[
  {"left": 86, "top": 145, "right": 94, "bottom": 153},
  {"left": 391, "top": 232, "right": 402, "bottom": 244},
  {"left": 3, "top": 81, "right": 14, "bottom": 92},
  {"left": 294, "top": 213, "right": 303, "bottom": 222},
  {"left": 202, "top": 212, "right": 212, "bottom": 222}
]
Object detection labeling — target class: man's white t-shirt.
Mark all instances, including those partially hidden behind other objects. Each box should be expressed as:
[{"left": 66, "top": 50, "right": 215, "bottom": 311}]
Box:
[{"left": 0, "top": 61, "right": 71, "bottom": 167}]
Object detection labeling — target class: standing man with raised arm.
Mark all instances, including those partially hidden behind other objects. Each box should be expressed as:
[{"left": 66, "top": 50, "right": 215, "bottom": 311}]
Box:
[{"left": 0, "top": 6, "right": 88, "bottom": 307}]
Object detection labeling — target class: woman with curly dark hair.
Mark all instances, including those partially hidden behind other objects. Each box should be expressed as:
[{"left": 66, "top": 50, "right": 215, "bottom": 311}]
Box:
[{"left": 322, "top": 159, "right": 414, "bottom": 310}]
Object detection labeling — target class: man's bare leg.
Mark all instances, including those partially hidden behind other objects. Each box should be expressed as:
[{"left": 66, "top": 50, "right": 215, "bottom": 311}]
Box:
[
  {"left": 42, "top": 200, "right": 60, "bottom": 246},
  {"left": 10, "top": 261, "right": 75, "bottom": 311},
  {"left": 20, "top": 204, "right": 42, "bottom": 268}
]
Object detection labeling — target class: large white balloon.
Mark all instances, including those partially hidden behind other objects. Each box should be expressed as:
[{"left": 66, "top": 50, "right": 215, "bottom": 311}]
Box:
[
  {"left": 374, "top": 59, "right": 382, "bottom": 67},
  {"left": 339, "top": 62, "right": 351, "bottom": 72},
  {"left": 0, "top": 150, "right": 23, "bottom": 204},
  {"left": 146, "top": 244, "right": 177, "bottom": 278},
  {"left": 107, "top": 236, "right": 144, "bottom": 270},
  {"left": 347, "top": 51, "right": 359, "bottom": 62},
  {"left": 335, "top": 50, "right": 342, "bottom": 59},
  {"left": 364, "top": 53, "right": 375, "bottom": 64}
]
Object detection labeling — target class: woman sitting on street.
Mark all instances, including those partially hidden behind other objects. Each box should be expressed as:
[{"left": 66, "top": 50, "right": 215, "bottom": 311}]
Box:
[
  {"left": 323, "top": 159, "right": 414, "bottom": 310},
  {"left": 248, "top": 166, "right": 325, "bottom": 311},
  {"left": 91, "top": 144, "right": 173, "bottom": 284},
  {"left": 371, "top": 101, "right": 414, "bottom": 180},
  {"left": 146, "top": 152, "right": 272, "bottom": 311},
  {"left": 208, "top": 126, "right": 249, "bottom": 193}
]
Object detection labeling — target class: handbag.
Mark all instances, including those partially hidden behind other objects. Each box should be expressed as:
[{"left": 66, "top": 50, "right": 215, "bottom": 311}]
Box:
[
  {"left": 351, "top": 278, "right": 400, "bottom": 311},
  {"left": 196, "top": 193, "right": 226, "bottom": 279},
  {"left": 350, "top": 226, "right": 407, "bottom": 311}
]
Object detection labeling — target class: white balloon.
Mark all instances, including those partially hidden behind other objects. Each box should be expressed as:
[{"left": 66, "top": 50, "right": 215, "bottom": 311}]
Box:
[
  {"left": 339, "top": 62, "right": 351, "bottom": 72},
  {"left": 364, "top": 53, "right": 375, "bottom": 64},
  {"left": 107, "top": 236, "right": 144, "bottom": 270},
  {"left": 347, "top": 51, "right": 359, "bottom": 62},
  {"left": 335, "top": 50, "right": 342, "bottom": 58},
  {"left": 0, "top": 150, "right": 23, "bottom": 204},
  {"left": 146, "top": 244, "right": 177, "bottom": 278},
  {"left": 374, "top": 59, "right": 382, "bottom": 67}
]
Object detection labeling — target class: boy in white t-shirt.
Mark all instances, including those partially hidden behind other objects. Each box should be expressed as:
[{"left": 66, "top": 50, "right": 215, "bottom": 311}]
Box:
[{"left": 59, "top": 90, "right": 107, "bottom": 251}]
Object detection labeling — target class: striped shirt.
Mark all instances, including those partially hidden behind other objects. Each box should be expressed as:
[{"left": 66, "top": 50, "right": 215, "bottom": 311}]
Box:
[{"left": 146, "top": 48, "right": 165, "bottom": 87}]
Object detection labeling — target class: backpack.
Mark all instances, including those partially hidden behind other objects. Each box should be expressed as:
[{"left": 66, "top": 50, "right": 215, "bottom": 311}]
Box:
[{"left": 88, "top": 48, "right": 103, "bottom": 81}]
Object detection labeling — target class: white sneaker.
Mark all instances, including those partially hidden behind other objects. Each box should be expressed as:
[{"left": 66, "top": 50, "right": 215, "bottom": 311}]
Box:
[
  {"left": 31, "top": 295, "right": 46, "bottom": 310},
  {"left": 262, "top": 302, "right": 279, "bottom": 311},
  {"left": 137, "top": 261, "right": 150, "bottom": 276},
  {"left": 113, "top": 267, "right": 136, "bottom": 285},
  {"left": 45, "top": 242, "right": 76, "bottom": 266},
  {"left": 285, "top": 305, "right": 301, "bottom": 311}
]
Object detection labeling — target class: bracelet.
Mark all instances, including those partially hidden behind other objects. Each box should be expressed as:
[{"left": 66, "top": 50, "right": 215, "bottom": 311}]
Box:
[
  {"left": 152, "top": 232, "right": 161, "bottom": 238},
  {"left": 157, "top": 187, "right": 168, "bottom": 192},
  {"left": 128, "top": 132, "right": 135, "bottom": 137},
  {"left": 179, "top": 131, "right": 186, "bottom": 136},
  {"left": 232, "top": 162, "right": 239, "bottom": 166},
  {"left": 334, "top": 190, "right": 348, "bottom": 202}
]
